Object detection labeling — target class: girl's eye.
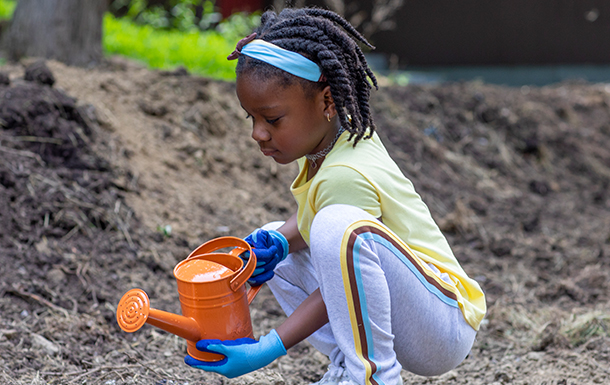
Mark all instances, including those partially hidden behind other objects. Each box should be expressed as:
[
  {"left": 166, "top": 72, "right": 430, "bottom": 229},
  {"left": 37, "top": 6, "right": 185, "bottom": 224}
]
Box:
[{"left": 244, "top": 113, "right": 279, "bottom": 124}]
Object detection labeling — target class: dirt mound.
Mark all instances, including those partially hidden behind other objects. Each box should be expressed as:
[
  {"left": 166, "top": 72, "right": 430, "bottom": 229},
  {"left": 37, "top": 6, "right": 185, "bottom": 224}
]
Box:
[
  {"left": 1, "top": 59, "right": 609, "bottom": 384},
  {"left": 0, "top": 68, "right": 129, "bottom": 305},
  {"left": 0, "top": 64, "right": 181, "bottom": 383}
]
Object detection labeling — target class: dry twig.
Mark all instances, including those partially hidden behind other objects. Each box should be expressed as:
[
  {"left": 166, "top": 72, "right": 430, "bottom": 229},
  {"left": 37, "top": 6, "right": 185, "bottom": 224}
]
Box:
[
  {"left": 0, "top": 145, "right": 45, "bottom": 166},
  {"left": 7, "top": 284, "right": 70, "bottom": 317}
]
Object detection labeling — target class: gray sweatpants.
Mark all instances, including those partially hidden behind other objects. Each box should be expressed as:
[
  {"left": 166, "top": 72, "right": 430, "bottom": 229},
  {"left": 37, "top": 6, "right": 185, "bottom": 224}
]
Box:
[{"left": 265, "top": 204, "right": 477, "bottom": 385}]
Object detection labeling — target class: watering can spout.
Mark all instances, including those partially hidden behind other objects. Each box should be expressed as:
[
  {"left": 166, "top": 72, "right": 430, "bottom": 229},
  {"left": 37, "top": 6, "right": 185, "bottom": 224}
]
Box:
[
  {"left": 116, "top": 289, "right": 202, "bottom": 342},
  {"left": 147, "top": 307, "right": 202, "bottom": 342}
]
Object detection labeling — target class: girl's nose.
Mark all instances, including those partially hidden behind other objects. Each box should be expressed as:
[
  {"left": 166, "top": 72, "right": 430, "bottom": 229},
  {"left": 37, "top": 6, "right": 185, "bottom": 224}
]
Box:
[{"left": 251, "top": 122, "right": 271, "bottom": 142}]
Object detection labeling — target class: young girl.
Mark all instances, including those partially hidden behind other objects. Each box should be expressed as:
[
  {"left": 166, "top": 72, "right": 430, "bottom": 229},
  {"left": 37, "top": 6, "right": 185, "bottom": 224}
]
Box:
[{"left": 184, "top": 7, "right": 486, "bottom": 385}]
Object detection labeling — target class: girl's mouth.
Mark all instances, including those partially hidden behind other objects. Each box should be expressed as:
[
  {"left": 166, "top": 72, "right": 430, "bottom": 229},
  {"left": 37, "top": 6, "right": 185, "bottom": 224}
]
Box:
[{"left": 260, "top": 148, "right": 277, "bottom": 157}]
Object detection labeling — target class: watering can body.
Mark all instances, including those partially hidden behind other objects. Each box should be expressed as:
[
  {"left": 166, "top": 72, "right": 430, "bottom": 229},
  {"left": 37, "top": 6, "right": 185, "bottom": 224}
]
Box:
[{"left": 116, "top": 236, "right": 262, "bottom": 362}]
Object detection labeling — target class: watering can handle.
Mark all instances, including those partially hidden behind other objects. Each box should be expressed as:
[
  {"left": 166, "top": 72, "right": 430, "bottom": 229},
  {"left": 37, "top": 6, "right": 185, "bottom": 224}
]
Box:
[
  {"left": 228, "top": 242, "right": 256, "bottom": 292},
  {"left": 227, "top": 245, "right": 263, "bottom": 302},
  {"left": 184, "top": 236, "right": 259, "bottom": 294}
]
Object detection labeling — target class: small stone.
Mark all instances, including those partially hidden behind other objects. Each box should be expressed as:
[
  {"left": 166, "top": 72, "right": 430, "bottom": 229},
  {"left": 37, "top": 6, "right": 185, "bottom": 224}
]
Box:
[
  {"left": 31, "top": 333, "right": 60, "bottom": 355},
  {"left": 138, "top": 100, "right": 168, "bottom": 116},
  {"left": 0, "top": 72, "right": 10, "bottom": 86},
  {"left": 526, "top": 351, "right": 545, "bottom": 361},
  {"left": 47, "top": 267, "right": 66, "bottom": 286},
  {"left": 24, "top": 61, "right": 55, "bottom": 86}
]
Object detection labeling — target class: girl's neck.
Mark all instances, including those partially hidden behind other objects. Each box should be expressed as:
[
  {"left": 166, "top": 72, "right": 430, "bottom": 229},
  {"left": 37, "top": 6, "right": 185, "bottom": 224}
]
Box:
[
  {"left": 306, "top": 126, "right": 345, "bottom": 170},
  {"left": 306, "top": 126, "right": 345, "bottom": 180}
]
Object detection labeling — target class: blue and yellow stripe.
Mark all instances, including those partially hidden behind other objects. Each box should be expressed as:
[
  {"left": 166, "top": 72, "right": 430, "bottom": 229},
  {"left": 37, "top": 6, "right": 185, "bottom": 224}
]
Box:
[{"left": 340, "top": 220, "right": 460, "bottom": 385}]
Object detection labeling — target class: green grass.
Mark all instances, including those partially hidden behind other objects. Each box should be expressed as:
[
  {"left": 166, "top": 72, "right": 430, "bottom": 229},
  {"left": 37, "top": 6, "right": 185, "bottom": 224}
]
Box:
[
  {"left": 562, "top": 312, "right": 610, "bottom": 346},
  {"left": 103, "top": 13, "right": 238, "bottom": 80},
  {"left": 0, "top": 0, "right": 15, "bottom": 19},
  {"left": 0, "top": 0, "right": 241, "bottom": 81}
]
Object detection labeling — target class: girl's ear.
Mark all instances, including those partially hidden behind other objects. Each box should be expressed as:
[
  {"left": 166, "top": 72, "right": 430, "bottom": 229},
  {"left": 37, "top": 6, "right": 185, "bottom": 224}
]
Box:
[{"left": 321, "top": 85, "right": 337, "bottom": 118}]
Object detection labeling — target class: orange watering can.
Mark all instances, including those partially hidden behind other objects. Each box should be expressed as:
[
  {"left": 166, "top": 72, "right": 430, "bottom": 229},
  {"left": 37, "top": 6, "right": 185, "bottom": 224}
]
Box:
[{"left": 116, "top": 236, "right": 262, "bottom": 361}]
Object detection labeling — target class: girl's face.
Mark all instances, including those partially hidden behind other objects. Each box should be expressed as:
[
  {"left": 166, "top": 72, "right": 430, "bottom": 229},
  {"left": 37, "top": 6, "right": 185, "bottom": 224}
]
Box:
[{"left": 236, "top": 73, "right": 336, "bottom": 165}]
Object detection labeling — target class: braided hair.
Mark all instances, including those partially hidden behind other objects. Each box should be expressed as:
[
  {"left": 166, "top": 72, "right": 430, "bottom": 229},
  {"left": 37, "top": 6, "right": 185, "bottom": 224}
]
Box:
[{"left": 236, "top": 7, "right": 378, "bottom": 145}]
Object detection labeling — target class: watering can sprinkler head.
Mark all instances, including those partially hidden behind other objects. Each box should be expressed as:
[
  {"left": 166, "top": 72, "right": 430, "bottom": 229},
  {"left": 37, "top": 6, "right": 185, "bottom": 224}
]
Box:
[
  {"left": 117, "top": 288, "right": 203, "bottom": 342},
  {"left": 116, "top": 288, "right": 150, "bottom": 333},
  {"left": 116, "top": 236, "right": 262, "bottom": 362}
]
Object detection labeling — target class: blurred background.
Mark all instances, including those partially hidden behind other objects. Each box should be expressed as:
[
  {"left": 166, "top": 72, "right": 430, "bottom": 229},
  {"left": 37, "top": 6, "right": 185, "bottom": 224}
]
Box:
[
  {"left": 264, "top": 0, "right": 610, "bottom": 86},
  {"left": 1, "top": 0, "right": 609, "bottom": 85}
]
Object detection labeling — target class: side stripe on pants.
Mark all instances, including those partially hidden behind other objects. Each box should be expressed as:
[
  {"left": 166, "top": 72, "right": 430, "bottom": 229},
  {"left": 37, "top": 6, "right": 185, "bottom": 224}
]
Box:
[{"left": 340, "top": 221, "right": 461, "bottom": 385}]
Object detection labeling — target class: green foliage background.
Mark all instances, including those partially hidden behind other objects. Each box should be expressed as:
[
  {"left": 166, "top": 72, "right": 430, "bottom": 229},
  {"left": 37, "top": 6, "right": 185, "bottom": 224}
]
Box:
[
  {"left": 109, "top": 0, "right": 223, "bottom": 31},
  {"left": 0, "top": 0, "right": 259, "bottom": 81},
  {"left": 0, "top": 0, "right": 15, "bottom": 19}
]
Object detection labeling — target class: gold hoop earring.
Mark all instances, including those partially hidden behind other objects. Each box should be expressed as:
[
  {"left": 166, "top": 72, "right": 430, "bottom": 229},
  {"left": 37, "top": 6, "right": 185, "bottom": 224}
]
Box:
[{"left": 326, "top": 114, "right": 331, "bottom": 122}]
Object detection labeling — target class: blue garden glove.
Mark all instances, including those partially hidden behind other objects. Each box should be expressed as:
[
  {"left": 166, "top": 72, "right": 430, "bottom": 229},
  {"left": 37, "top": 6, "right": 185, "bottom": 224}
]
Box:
[
  {"left": 241, "top": 229, "right": 289, "bottom": 285},
  {"left": 184, "top": 329, "right": 287, "bottom": 378}
]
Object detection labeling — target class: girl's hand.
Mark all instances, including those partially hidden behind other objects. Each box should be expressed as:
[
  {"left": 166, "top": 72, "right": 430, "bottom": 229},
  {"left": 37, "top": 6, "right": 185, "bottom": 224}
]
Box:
[
  {"left": 184, "top": 329, "right": 287, "bottom": 378},
  {"left": 241, "top": 229, "right": 289, "bottom": 285}
]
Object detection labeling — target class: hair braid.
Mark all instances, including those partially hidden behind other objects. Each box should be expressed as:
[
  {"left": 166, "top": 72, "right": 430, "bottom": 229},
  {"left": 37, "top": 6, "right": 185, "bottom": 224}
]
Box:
[
  {"left": 299, "top": 8, "right": 374, "bottom": 50},
  {"left": 261, "top": 25, "right": 361, "bottom": 135},
  {"left": 236, "top": 7, "right": 377, "bottom": 144}
]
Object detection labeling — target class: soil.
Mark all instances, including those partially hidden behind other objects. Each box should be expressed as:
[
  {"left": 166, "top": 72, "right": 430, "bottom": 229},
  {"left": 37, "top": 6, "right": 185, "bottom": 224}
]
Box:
[{"left": 1, "top": 58, "right": 609, "bottom": 385}]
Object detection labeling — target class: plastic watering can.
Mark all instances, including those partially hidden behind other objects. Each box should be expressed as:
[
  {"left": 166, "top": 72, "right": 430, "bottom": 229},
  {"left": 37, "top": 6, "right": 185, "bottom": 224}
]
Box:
[{"left": 116, "top": 236, "right": 262, "bottom": 361}]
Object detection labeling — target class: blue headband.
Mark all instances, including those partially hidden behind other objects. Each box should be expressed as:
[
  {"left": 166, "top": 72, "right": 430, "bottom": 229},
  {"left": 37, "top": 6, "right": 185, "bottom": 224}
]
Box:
[{"left": 240, "top": 39, "right": 323, "bottom": 82}]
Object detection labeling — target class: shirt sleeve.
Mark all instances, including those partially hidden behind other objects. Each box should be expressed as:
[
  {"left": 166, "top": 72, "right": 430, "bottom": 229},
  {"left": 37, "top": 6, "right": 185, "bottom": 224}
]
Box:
[{"left": 312, "top": 164, "right": 382, "bottom": 218}]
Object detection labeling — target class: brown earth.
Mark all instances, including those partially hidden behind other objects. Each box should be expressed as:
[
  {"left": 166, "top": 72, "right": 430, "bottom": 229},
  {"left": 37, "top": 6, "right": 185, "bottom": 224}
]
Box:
[{"left": 1, "top": 58, "right": 609, "bottom": 385}]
